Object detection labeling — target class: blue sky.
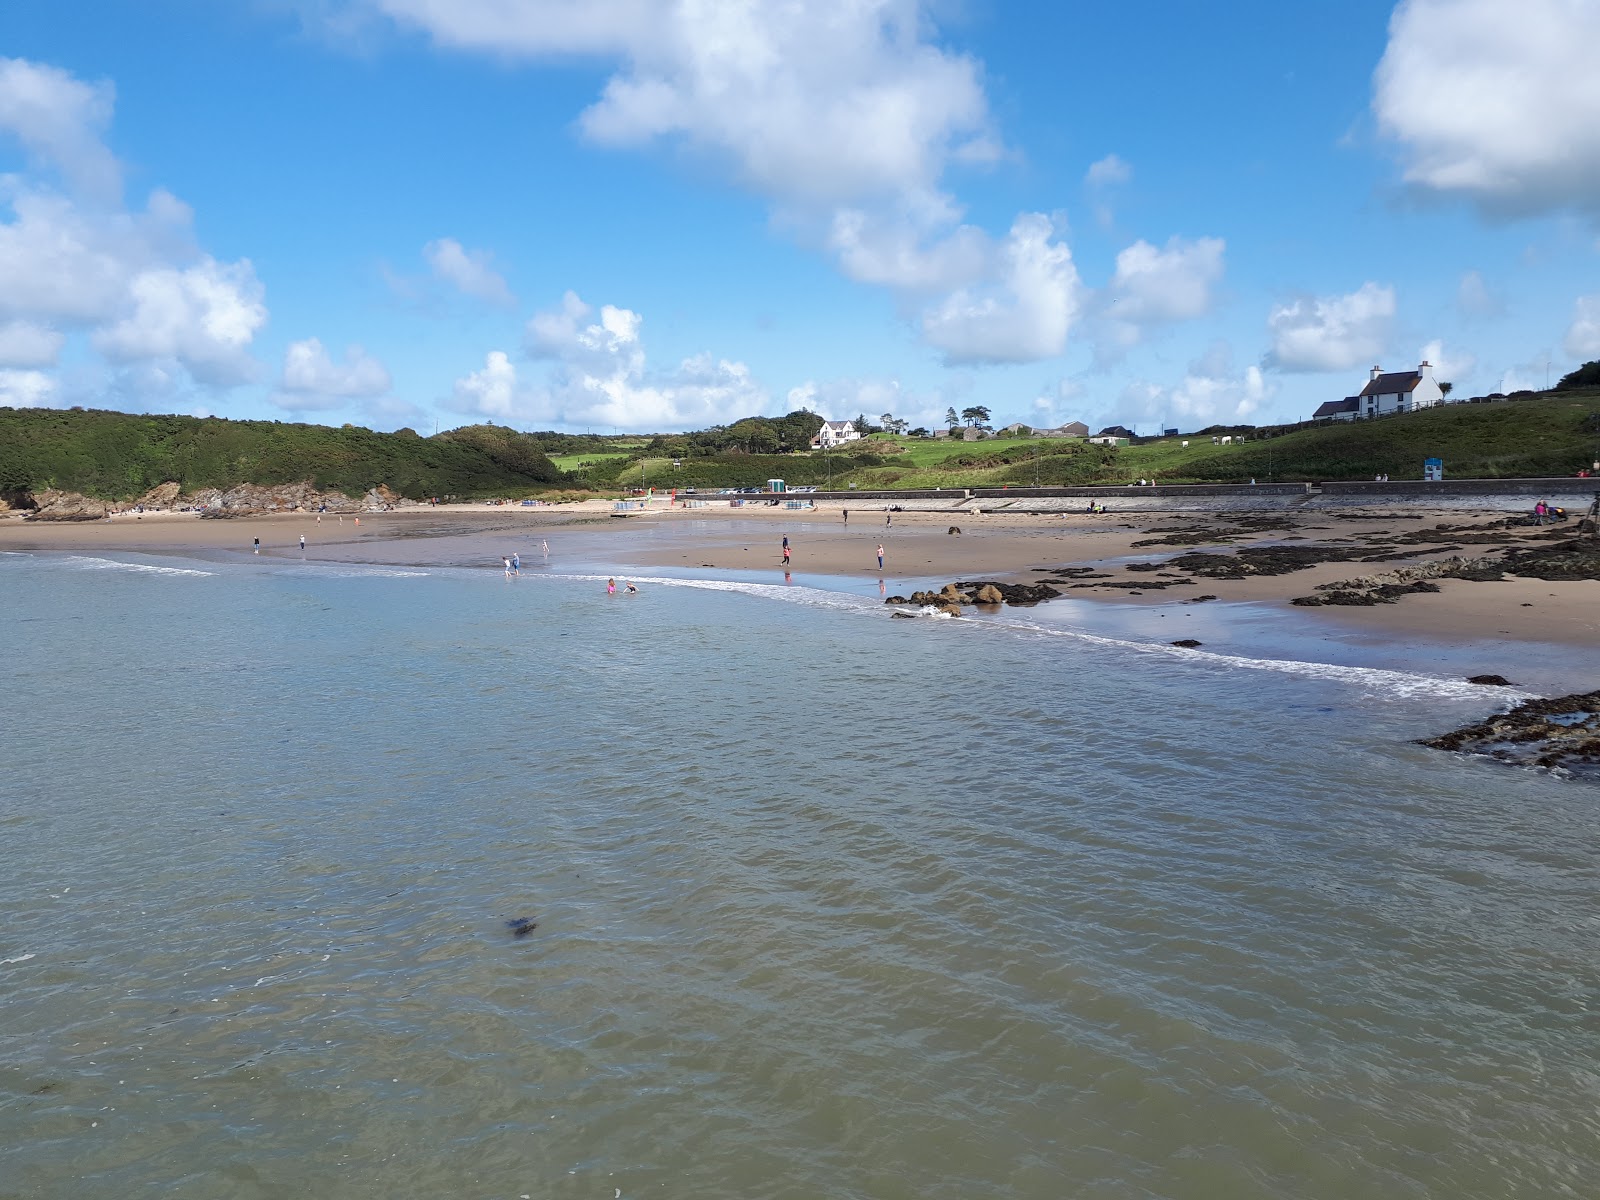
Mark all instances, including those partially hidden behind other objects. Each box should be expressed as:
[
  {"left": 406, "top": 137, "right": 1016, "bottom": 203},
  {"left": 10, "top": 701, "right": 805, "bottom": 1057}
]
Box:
[{"left": 1, "top": 0, "right": 1597, "bottom": 434}]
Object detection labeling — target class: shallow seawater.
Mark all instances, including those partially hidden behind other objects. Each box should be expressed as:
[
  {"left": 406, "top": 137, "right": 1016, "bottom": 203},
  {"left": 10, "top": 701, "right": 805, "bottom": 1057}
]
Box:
[{"left": 3, "top": 550, "right": 1599, "bottom": 1199}]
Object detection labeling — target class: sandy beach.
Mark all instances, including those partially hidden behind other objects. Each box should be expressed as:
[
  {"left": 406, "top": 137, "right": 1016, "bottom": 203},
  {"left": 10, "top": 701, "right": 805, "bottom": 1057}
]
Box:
[{"left": 5, "top": 497, "right": 1598, "bottom": 654}]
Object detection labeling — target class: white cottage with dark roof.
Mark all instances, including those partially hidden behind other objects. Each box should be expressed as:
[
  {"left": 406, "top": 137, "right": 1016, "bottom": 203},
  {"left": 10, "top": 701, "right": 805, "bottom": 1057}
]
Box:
[{"left": 1356, "top": 362, "right": 1443, "bottom": 417}]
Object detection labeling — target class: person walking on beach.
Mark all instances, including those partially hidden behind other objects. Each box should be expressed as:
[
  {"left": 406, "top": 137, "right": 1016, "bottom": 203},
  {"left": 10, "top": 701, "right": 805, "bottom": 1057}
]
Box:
[
  {"left": 843, "top": 509, "right": 848, "bottom": 525},
  {"left": 876, "top": 543, "right": 884, "bottom": 570},
  {"left": 253, "top": 537, "right": 260, "bottom": 554},
  {"left": 782, "top": 535, "right": 791, "bottom": 565},
  {"left": 503, "top": 556, "right": 513, "bottom": 576},
  {"left": 299, "top": 534, "right": 306, "bottom": 551},
  {"left": 511, "top": 553, "right": 520, "bottom": 574},
  {"left": 541, "top": 539, "right": 549, "bottom": 556},
  {"left": 885, "top": 510, "right": 892, "bottom": 527}
]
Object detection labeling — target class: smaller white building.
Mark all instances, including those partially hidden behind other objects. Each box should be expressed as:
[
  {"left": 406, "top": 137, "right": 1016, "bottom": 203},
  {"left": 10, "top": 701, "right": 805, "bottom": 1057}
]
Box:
[
  {"left": 811, "top": 419, "right": 863, "bottom": 449},
  {"left": 1356, "top": 362, "right": 1444, "bottom": 417}
]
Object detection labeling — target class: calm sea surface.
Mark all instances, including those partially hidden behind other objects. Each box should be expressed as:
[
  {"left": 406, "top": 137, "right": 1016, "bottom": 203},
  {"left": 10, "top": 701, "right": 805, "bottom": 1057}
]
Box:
[{"left": 3, "top": 550, "right": 1598, "bottom": 1199}]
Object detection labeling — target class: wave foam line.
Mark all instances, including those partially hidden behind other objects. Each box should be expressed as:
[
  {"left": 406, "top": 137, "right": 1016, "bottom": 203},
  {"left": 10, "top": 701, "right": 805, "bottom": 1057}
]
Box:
[
  {"left": 991, "top": 613, "right": 1534, "bottom": 702},
  {"left": 544, "top": 571, "right": 1524, "bottom": 703},
  {"left": 64, "top": 555, "right": 214, "bottom": 577}
]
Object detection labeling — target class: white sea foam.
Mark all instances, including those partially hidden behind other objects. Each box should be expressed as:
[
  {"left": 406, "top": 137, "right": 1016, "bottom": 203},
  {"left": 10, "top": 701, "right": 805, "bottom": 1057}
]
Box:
[
  {"left": 64, "top": 555, "right": 214, "bottom": 577},
  {"left": 1, "top": 953, "right": 36, "bottom": 965},
  {"left": 547, "top": 570, "right": 1524, "bottom": 703}
]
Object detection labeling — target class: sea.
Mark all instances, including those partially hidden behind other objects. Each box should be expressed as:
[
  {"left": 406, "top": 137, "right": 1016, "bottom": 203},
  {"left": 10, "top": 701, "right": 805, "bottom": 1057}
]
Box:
[{"left": 3, "top": 545, "right": 1599, "bottom": 1199}]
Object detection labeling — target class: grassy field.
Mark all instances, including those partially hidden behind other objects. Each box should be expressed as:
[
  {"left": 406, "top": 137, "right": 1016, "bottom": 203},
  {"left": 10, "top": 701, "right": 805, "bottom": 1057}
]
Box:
[
  {"left": 829, "top": 392, "right": 1600, "bottom": 488},
  {"left": 548, "top": 451, "right": 633, "bottom": 473}
]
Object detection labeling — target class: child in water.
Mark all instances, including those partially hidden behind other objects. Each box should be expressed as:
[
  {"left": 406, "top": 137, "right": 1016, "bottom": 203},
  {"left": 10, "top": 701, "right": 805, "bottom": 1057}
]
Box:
[{"left": 607, "top": 578, "right": 616, "bottom": 594}]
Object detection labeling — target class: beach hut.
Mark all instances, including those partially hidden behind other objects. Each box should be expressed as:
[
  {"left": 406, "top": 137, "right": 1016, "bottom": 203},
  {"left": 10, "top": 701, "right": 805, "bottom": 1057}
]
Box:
[{"left": 767, "top": 478, "right": 786, "bottom": 492}]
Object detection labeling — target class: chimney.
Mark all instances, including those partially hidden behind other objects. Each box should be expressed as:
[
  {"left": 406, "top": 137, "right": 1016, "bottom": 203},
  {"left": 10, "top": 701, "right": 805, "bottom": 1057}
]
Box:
[
  {"left": 1419, "top": 360, "right": 1433, "bottom": 379},
  {"left": 1370, "top": 365, "right": 1383, "bottom": 381}
]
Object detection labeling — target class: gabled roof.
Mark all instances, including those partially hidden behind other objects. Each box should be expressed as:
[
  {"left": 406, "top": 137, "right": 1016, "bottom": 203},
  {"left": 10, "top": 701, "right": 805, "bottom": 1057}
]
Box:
[
  {"left": 1313, "top": 397, "right": 1359, "bottom": 417},
  {"left": 1359, "top": 371, "right": 1421, "bottom": 396},
  {"left": 1095, "top": 425, "right": 1136, "bottom": 439}
]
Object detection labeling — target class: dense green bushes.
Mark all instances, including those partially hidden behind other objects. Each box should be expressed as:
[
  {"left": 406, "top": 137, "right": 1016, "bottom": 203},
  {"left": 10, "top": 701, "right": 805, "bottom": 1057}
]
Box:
[{"left": 0, "top": 409, "right": 565, "bottom": 500}]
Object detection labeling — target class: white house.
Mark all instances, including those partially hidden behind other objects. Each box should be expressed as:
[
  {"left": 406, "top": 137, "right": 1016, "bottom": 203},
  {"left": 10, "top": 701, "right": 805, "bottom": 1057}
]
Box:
[
  {"left": 811, "top": 419, "right": 862, "bottom": 449},
  {"left": 1356, "top": 362, "right": 1443, "bottom": 417}
]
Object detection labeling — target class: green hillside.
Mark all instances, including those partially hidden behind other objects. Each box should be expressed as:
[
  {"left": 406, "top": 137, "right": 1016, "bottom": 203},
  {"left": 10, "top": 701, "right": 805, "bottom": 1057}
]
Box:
[
  {"left": 0, "top": 408, "right": 567, "bottom": 501},
  {"left": 838, "top": 390, "right": 1600, "bottom": 488},
  {"left": 6, "top": 387, "right": 1600, "bottom": 504}
]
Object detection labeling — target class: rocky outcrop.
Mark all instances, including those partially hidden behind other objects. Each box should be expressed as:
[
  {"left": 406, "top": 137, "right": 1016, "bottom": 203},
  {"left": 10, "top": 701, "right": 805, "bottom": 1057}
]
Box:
[
  {"left": 186, "top": 482, "right": 361, "bottom": 514},
  {"left": 127, "top": 481, "right": 182, "bottom": 510},
  {"left": 1418, "top": 690, "right": 1600, "bottom": 774},
  {"left": 25, "top": 490, "right": 109, "bottom": 521},
  {"left": 1289, "top": 556, "right": 1502, "bottom": 606},
  {"left": 888, "top": 579, "right": 1064, "bottom": 610}
]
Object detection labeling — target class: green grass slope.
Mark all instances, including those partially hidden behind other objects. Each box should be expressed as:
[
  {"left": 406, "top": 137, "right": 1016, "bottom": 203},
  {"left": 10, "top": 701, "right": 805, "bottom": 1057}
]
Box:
[{"left": 0, "top": 408, "right": 566, "bottom": 501}]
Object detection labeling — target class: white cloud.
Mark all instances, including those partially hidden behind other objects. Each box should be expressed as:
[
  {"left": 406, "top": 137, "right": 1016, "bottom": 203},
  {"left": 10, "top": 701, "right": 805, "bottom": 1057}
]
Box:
[
  {"left": 274, "top": 336, "right": 392, "bottom": 410},
  {"left": 1456, "top": 268, "right": 1501, "bottom": 317},
  {"left": 1085, "top": 154, "right": 1131, "bottom": 188},
  {"left": 1419, "top": 338, "right": 1476, "bottom": 384},
  {"left": 1265, "top": 282, "right": 1396, "bottom": 373},
  {"left": 828, "top": 208, "right": 989, "bottom": 292},
  {"left": 1374, "top": 0, "right": 1600, "bottom": 217},
  {"left": 366, "top": 0, "right": 990, "bottom": 208},
  {"left": 0, "top": 320, "right": 63, "bottom": 367},
  {"left": 1566, "top": 295, "right": 1600, "bottom": 360},
  {"left": 0, "top": 57, "right": 121, "bottom": 200},
  {"left": 1114, "top": 342, "right": 1273, "bottom": 429},
  {"left": 0, "top": 367, "right": 55, "bottom": 407},
  {"left": 93, "top": 258, "right": 268, "bottom": 386},
  {"left": 1099, "top": 234, "right": 1226, "bottom": 357},
  {"left": 343, "top": 3, "right": 1104, "bottom": 364},
  {"left": 786, "top": 376, "right": 948, "bottom": 427},
  {"left": 0, "top": 59, "right": 267, "bottom": 394},
  {"left": 921, "top": 214, "right": 1081, "bottom": 365},
  {"left": 423, "top": 236, "right": 514, "bottom": 306},
  {"left": 448, "top": 350, "right": 524, "bottom": 421},
  {"left": 449, "top": 291, "right": 770, "bottom": 430}
]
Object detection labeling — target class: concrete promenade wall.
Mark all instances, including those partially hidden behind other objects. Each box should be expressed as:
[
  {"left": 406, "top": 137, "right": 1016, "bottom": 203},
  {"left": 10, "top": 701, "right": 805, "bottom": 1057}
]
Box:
[{"left": 739, "top": 479, "right": 1599, "bottom": 516}]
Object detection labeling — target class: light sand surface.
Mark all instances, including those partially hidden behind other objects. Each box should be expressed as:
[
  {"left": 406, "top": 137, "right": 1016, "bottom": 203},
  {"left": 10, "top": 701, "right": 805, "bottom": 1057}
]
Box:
[{"left": 6, "top": 499, "right": 1599, "bottom": 654}]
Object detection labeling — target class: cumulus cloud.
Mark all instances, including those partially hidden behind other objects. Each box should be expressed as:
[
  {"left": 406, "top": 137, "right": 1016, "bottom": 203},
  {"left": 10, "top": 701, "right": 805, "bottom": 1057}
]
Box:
[
  {"left": 1566, "top": 295, "right": 1600, "bottom": 360},
  {"left": 921, "top": 214, "right": 1081, "bottom": 365},
  {"left": 1114, "top": 342, "right": 1273, "bottom": 429},
  {"left": 1096, "top": 235, "right": 1225, "bottom": 356},
  {"left": 0, "top": 320, "right": 63, "bottom": 368},
  {"left": 1265, "top": 282, "right": 1396, "bottom": 373},
  {"left": 828, "top": 207, "right": 990, "bottom": 292},
  {"left": 0, "top": 58, "right": 267, "bottom": 394},
  {"left": 1419, "top": 337, "right": 1476, "bottom": 384},
  {"left": 365, "top": 0, "right": 990, "bottom": 208},
  {"left": 0, "top": 367, "right": 55, "bottom": 407},
  {"left": 274, "top": 336, "right": 392, "bottom": 410},
  {"left": 446, "top": 291, "right": 770, "bottom": 430},
  {"left": 423, "top": 236, "right": 515, "bottom": 306},
  {"left": 1374, "top": 0, "right": 1600, "bottom": 217},
  {"left": 786, "top": 376, "right": 950, "bottom": 428},
  {"left": 0, "top": 57, "right": 122, "bottom": 201},
  {"left": 93, "top": 258, "right": 268, "bottom": 386},
  {"left": 331, "top": 3, "right": 1108, "bottom": 365}
]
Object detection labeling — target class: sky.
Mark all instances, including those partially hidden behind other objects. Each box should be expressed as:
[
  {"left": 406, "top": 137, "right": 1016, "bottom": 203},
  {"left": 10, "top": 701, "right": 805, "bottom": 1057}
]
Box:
[{"left": 1, "top": 0, "right": 1598, "bottom": 436}]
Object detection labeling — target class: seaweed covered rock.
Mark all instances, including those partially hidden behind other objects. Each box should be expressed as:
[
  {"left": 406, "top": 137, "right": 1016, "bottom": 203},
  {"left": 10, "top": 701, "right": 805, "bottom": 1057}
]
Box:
[{"left": 1418, "top": 690, "right": 1600, "bottom": 774}]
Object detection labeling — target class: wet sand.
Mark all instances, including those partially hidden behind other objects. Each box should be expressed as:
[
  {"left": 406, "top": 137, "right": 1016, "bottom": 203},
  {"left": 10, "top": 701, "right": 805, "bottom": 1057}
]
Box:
[{"left": 5, "top": 499, "right": 1599, "bottom": 654}]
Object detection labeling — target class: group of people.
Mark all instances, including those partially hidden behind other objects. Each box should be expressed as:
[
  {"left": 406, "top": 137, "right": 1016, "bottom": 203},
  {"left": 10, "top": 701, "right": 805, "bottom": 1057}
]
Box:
[
  {"left": 499, "top": 541, "right": 551, "bottom": 576},
  {"left": 606, "top": 578, "right": 639, "bottom": 594},
  {"left": 1532, "top": 500, "right": 1566, "bottom": 524}
]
